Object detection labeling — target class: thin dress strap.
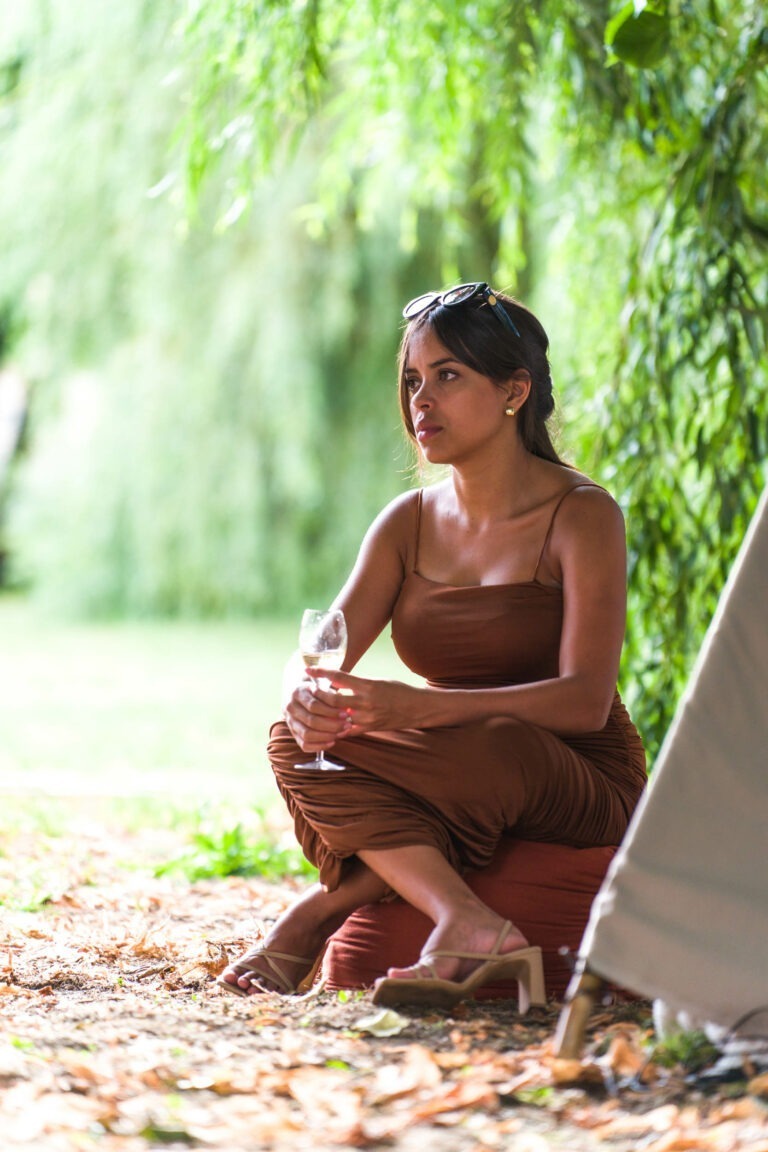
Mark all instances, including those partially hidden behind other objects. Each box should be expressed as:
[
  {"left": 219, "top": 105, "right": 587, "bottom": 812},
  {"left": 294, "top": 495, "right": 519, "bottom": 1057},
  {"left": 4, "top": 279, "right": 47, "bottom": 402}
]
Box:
[
  {"left": 412, "top": 488, "right": 424, "bottom": 572},
  {"left": 532, "top": 483, "right": 600, "bottom": 582}
]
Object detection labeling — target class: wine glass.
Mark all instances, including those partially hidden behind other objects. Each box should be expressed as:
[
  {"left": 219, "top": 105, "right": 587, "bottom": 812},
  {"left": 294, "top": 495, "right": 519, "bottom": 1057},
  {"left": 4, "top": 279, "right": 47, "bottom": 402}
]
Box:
[{"left": 296, "top": 608, "right": 348, "bottom": 771}]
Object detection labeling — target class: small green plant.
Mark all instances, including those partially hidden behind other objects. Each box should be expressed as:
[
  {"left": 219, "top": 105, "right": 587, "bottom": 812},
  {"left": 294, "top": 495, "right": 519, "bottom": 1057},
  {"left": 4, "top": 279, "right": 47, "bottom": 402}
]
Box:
[
  {"left": 336, "top": 989, "right": 365, "bottom": 1004},
  {"left": 513, "top": 1086, "right": 555, "bottom": 1106},
  {"left": 0, "top": 873, "right": 57, "bottom": 913},
  {"left": 10, "top": 1037, "right": 35, "bottom": 1051},
  {"left": 138, "top": 1126, "right": 195, "bottom": 1146},
  {"left": 156, "top": 808, "right": 317, "bottom": 883},
  {"left": 653, "top": 1029, "right": 719, "bottom": 1074}
]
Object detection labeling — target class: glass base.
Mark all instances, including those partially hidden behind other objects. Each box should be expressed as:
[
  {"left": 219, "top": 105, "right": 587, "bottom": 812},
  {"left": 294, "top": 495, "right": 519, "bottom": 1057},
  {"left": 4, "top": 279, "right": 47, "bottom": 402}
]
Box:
[{"left": 296, "top": 755, "right": 345, "bottom": 771}]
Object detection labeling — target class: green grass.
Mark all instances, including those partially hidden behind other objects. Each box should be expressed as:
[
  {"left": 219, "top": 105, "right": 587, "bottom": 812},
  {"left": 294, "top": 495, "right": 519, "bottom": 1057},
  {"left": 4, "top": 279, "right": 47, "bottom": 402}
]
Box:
[
  {"left": 0, "top": 594, "right": 416, "bottom": 806},
  {"left": 155, "top": 806, "right": 318, "bottom": 882}
]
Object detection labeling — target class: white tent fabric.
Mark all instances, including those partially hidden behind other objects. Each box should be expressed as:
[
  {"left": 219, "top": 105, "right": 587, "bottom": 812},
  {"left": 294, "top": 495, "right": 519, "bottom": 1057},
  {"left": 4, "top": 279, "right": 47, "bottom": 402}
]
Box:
[{"left": 580, "top": 483, "right": 768, "bottom": 1036}]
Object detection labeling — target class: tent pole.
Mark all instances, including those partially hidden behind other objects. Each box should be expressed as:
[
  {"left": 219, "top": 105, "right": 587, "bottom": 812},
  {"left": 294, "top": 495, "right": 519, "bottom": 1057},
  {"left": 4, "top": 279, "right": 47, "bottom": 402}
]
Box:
[{"left": 553, "top": 963, "right": 604, "bottom": 1059}]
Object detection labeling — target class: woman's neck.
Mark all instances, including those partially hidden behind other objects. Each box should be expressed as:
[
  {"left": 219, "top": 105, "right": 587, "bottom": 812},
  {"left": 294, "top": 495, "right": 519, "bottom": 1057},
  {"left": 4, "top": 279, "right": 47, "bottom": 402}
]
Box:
[{"left": 449, "top": 449, "right": 541, "bottom": 526}]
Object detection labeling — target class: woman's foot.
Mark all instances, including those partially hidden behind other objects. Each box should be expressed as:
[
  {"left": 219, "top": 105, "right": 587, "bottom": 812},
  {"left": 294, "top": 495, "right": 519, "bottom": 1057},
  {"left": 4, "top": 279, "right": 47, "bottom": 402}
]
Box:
[
  {"left": 217, "top": 942, "right": 321, "bottom": 996},
  {"left": 218, "top": 899, "right": 330, "bottom": 996},
  {"left": 217, "top": 871, "right": 385, "bottom": 996},
  {"left": 372, "top": 916, "right": 545, "bottom": 1011},
  {"left": 386, "top": 914, "right": 529, "bottom": 983}
]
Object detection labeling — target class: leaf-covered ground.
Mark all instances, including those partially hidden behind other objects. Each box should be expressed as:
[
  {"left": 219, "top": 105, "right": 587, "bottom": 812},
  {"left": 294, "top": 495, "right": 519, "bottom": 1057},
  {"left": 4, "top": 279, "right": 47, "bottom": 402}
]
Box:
[{"left": 2, "top": 816, "right": 768, "bottom": 1151}]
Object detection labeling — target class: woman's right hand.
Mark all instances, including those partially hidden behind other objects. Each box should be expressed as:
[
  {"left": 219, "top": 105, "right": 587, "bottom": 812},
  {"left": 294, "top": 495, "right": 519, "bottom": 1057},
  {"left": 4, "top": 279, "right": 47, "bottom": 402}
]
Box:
[{"left": 283, "top": 676, "right": 352, "bottom": 753}]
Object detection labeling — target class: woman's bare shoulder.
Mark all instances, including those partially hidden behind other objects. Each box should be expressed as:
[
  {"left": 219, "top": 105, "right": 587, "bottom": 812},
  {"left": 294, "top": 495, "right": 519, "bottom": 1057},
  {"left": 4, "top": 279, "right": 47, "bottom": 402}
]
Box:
[
  {"left": 372, "top": 487, "right": 421, "bottom": 525},
  {"left": 537, "top": 461, "right": 620, "bottom": 513},
  {"left": 554, "top": 479, "right": 625, "bottom": 546},
  {"left": 360, "top": 488, "right": 422, "bottom": 552}
]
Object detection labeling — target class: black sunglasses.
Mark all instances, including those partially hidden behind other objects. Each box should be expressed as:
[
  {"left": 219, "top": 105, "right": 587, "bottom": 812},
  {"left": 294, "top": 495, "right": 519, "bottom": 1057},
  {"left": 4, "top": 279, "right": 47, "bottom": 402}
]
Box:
[{"left": 402, "top": 282, "right": 521, "bottom": 338}]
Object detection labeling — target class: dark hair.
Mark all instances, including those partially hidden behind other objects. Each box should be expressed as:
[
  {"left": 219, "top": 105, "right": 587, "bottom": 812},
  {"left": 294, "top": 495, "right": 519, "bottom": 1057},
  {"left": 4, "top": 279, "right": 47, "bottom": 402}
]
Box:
[{"left": 397, "top": 290, "right": 563, "bottom": 464}]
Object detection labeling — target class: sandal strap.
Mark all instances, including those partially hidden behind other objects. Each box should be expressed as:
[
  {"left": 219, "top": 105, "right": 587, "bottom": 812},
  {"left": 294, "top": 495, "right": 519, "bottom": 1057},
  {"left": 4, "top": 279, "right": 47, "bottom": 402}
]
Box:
[
  {"left": 230, "top": 948, "right": 315, "bottom": 994},
  {"left": 420, "top": 922, "right": 516, "bottom": 967}
]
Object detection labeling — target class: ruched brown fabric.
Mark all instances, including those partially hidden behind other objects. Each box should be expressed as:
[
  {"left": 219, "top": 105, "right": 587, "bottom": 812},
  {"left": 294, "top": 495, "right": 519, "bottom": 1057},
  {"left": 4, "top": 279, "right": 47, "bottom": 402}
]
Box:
[{"left": 268, "top": 492, "right": 647, "bottom": 892}]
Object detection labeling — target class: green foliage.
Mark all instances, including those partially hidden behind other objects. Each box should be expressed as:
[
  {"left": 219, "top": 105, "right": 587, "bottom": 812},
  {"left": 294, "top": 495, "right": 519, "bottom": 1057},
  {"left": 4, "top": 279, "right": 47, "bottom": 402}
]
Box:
[
  {"left": 513, "top": 1086, "right": 556, "bottom": 1106},
  {"left": 335, "top": 988, "right": 365, "bottom": 1004},
  {"left": 1, "top": 0, "right": 767, "bottom": 765},
  {"left": 156, "top": 808, "right": 317, "bottom": 882},
  {"left": 606, "top": 2, "right": 671, "bottom": 69},
  {"left": 9, "top": 1037, "right": 36, "bottom": 1052},
  {"left": 174, "top": 0, "right": 768, "bottom": 762},
  {"left": 0, "top": 1, "right": 411, "bottom": 615},
  {"left": 594, "top": 7, "right": 768, "bottom": 750},
  {"left": 653, "top": 1029, "right": 720, "bottom": 1073},
  {"left": 179, "top": 0, "right": 538, "bottom": 233}
]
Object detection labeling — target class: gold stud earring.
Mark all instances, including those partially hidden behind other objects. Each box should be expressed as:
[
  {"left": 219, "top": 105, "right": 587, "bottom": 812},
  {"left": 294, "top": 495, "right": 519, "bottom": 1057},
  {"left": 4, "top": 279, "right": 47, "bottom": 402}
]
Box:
[{"left": 505, "top": 406, "right": 515, "bottom": 417}]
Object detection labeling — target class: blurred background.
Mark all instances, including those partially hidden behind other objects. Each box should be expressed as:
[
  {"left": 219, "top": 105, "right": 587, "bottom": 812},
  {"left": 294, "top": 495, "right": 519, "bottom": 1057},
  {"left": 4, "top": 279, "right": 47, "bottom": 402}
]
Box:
[{"left": 0, "top": 0, "right": 766, "bottom": 804}]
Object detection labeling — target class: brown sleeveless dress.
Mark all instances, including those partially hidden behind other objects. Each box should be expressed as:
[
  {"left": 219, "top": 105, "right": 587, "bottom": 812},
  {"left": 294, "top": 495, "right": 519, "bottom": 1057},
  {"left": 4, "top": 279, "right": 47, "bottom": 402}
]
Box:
[{"left": 268, "top": 486, "right": 647, "bottom": 892}]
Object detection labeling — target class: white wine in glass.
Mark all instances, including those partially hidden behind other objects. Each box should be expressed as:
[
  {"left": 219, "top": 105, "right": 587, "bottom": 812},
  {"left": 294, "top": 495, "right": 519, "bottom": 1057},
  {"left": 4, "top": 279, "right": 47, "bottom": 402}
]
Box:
[{"left": 297, "top": 608, "right": 348, "bottom": 771}]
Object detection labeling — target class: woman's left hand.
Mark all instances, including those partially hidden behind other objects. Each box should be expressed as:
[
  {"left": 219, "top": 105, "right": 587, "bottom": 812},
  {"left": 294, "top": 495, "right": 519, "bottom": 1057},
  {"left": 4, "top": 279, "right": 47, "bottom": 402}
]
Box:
[{"left": 304, "top": 668, "right": 422, "bottom": 736}]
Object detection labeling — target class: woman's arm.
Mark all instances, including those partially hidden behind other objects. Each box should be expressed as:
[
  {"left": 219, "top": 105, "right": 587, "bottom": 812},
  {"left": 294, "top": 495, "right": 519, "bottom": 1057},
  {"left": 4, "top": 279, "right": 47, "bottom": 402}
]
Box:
[
  {"left": 331, "top": 490, "right": 419, "bottom": 670},
  {"left": 281, "top": 490, "right": 417, "bottom": 750},
  {"left": 313, "top": 487, "right": 628, "bottom": 737}
]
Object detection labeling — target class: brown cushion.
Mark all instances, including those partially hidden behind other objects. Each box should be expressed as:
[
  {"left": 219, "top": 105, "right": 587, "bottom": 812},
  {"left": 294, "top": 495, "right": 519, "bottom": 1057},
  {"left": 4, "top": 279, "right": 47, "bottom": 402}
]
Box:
[{"left": 322, "top": 839, "right": 616, "bottom": 999}]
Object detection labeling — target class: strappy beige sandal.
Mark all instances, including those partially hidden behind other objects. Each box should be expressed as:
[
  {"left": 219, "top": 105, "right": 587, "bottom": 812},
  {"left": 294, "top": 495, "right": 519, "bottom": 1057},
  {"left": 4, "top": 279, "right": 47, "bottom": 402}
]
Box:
[
  {"left": 371, "top": 921, "right": 546, "bottom": 1012},
  {"left": 216, "top": 947, "right": 319, "bottom": 998}
]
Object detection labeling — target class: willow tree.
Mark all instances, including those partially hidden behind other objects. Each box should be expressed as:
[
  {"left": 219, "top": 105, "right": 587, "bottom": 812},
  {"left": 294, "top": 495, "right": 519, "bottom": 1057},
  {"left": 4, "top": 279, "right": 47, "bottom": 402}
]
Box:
[
  {"left": 176, "top": 0, "right": 768, "bottom": 758},
  {"left": 0, "top": 1, "right": 423, "bottom": 615},
  {"left": 2, "top": 0, "right": 766, "bottom": 760}
]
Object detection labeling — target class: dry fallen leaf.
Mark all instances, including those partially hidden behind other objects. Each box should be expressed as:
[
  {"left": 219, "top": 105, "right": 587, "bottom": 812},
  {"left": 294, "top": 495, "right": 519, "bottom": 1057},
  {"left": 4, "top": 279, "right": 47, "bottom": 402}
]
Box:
[
  {"left": 0, "top": 982, "right": 34, "bottom": 998},
  {"left": 327, "top": 1119, "right": 386, "bottom": 1149},
  {"left": 353, "top": 1007, "right": 411, "bottom": 1037},
  {"left": 716, "top": 1096, "right": 767, "bottom": 1124},
  {"left": 410, "top": 1078, "right": 499, "bottom": 1121},
  {"left": 603, "top": 1028, "right": 649, "bottom": 1078},
  {"left": 369, "top": 1044, "right": 443, "bottom": 1105},
  {"left": 643, "top": 1133, "right": 721, "bottom": 1152},
  {"left": 549, "top": 1056, "right": 605, "bottom": 1086},
  {"left": 287, "top": 1065, "right": 364, "bottom": 1128},
  {"left": 748, "top": 1071, "right": 768, "bottom": 1098},
  {"left": 4, "top": 815, "right": 767, "bottom": 1152}
]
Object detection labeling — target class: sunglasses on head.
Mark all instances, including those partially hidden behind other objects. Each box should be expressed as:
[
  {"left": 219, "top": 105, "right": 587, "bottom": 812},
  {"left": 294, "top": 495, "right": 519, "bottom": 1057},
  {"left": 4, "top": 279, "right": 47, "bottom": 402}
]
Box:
[{"left": 402, "top": 282, "right": 521, "bottom": 338}]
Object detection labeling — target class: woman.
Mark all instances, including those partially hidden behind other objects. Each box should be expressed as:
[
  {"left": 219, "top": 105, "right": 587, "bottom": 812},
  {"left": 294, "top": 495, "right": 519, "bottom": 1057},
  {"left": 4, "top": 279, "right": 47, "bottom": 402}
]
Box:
[{"left": 218, "top": 282, "right": 646, "bottom": 1008}]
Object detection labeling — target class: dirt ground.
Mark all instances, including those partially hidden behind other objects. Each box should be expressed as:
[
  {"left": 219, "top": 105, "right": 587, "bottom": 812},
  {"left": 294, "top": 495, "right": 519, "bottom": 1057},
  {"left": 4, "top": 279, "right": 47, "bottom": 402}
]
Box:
[{"left": 2, "top": 817, "right": 768, "bottom": 1151}]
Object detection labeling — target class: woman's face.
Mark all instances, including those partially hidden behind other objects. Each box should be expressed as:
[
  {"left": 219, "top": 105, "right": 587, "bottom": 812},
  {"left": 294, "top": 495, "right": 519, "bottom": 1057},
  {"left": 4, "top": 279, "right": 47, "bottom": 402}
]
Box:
[{"left": 402, "top": 326, "right": 515, "bottom": 466}]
